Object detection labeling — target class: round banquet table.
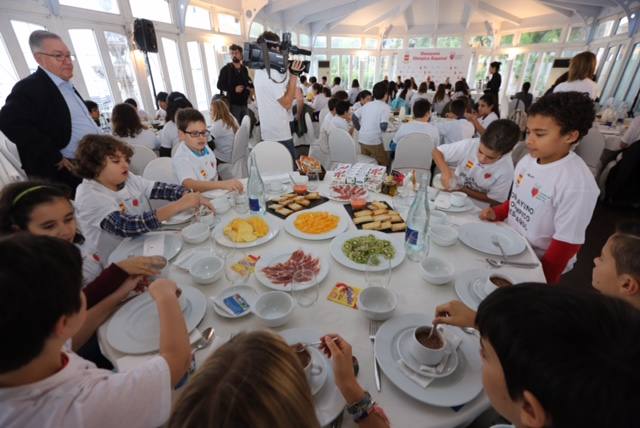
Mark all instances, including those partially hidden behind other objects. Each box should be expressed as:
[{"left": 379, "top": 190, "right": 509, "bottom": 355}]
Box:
[{"left": 98, "top": 172, "right": 545, "bottom": 428}]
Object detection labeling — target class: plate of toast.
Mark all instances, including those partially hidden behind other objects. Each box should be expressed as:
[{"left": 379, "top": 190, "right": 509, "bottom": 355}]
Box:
[
  {"left": 343, "top": 200, "right": 407, "bottom": 233},
  {"left": 266, "top": 191, "right": 330, "bottom": 219}
]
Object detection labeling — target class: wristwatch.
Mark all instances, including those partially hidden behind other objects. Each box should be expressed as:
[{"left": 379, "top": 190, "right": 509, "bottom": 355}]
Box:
[{"left": 346, "top": 391, "right": 375, "bottom": 423}]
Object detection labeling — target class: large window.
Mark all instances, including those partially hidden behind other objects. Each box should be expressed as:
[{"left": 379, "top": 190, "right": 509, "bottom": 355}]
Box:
[
  {"left": 249, "top": 22, "right": 264, "bottom": 39},
  {"left": 331, "top": 36, "right": 361, "bottom": 49},
  {"left": 408, "top": 37, "right": 432, "bottom": 48},
  {"left": 364, "top": 56, "right": 376, "bottom": 90},
  {"left": 520, "top": 29, "right": 561, "bottom": 45},
  {"left": 218, "top": 14, "right": 241, "bottom": 35},
  {"left": 436, "top": 36, "right": 462, "bottom": 48},
  {"left": 186, "top": 42, "right": 208, "bottom": 110},
  {"left": 507, "top": 53, "right": 526, "bottom": 95},
  {"left": 314, "top": 36, "right": 327, "bottom": 48},
  {"left": 310, "top": 54, "right": 326, "bottom": 77},
  {"left": 104, "top": 32, "right": 142, "bottom": 107},
  {"left": 60, "top": 0, "right": 119, "bottom": 14},
  {"left": 382, "top": 38, "right": 403, "bottom": 49},
  {"left": 0, "top": 34, "right": 19, "bottom": 106},
  {"left": 340, "top": 55, "right": 350, "bottom": 84},
  {"left": 351, "top": 55, "right": 361, "bottom": 85},
  {"left": 185, "top": 5, "right": 212, "bottom": 30},
  {"left": 523, "top": 52, "right": 541, "bottom": 85},
  {"left": 475, "top": 55, "right": 490, "bottom": 82},
  {"left": 616, "top": 16, "right": 629, "bottom": 35},
  {"left": 594, "top": 19, "right": 615, "bottom": 39},
  {"left": 567, "top": 26, "right": 586, "bottom": 43},
  {"left": 470, "top": 35, "right": 493, "bottom": 48},
  {"left": 145, "top": 52, "right": 166, "bottom": 102},
  {"left": 129, "top": 0, "right": 172, "bottom": 23},
  {"left": 500, "top": 34, "right": 514, "bottom": 47},
  {"left": 204, "top": 43, "right": 219, "bottom": 99},
  {"left": 299, "top": 34, "right": 311, "bottom": 47},
  {"left": 330, "top": 55, "right": 339, "bottom": 80},
  {"left": 601, "top": 46, "right": 626, "bottom": 102},
  {"left": 11, "top": 20, "right": 46, "bottom": 74},
  {"left": 597, "top": 45, "right": 620, "bottom": 95},
  {"left": 68, "top": 29, "right": 114, "bottom": 113},
  {"left": 534, "top": 52, "right": 556, "bottom": 95},
  {"left": 616, "top": 43, "right": 640, "bottom": 104},
  {"left": 161, "top": 38, "right": 186, "bottom": 94},
  {"left": 364, "top": 38, "right": 378, "bottom": 49}
]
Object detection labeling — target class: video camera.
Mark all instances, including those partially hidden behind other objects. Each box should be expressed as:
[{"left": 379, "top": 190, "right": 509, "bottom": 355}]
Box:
[{"left": 244, "top": 32, "right": 311, "bottom": 77}]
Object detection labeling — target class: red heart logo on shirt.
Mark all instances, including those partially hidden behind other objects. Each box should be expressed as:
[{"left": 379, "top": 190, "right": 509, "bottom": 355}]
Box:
[
  {"left": 531, "top": 187, "right": 539, "bottom": 198},
  {"left": 132, "top": 199, "right": 139, "bottom": 207},
  {"left": 484, "top": 173, "right": 492, "bottom": 179},
  {"left": 92, "top": 254, "right": 101, "bottom": 262},
  {"left": 449, "top": 53, "right": 455, "bottom": 60}
]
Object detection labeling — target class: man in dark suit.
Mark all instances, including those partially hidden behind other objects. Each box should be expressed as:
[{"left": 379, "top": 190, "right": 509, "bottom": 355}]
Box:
[{"left": 0, "top": 30, "right": 100, "bottom": 191}]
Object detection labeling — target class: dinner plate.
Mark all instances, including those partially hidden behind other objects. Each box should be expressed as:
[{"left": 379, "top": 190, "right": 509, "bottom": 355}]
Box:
[
  {"left": 284, "top": 207, "right": 350, "bottom": 240},
  {"left": 212, "top": 215, "right": 280, "bottom": 249},
  {"left": 458, "top": 223, "right": 527, "bottom": 256},
  {"left": 454, "top": 268, "right": 489, "bottom": 311},
  {"left": 375, "top": 313, "right": 483, "bottom": 407},
  {"left": 279, "top": 328, "right": 345, "bottom": 426},
  {"left": 210, "top": 285, "right": 258, "bottom": 319},
  {"left": 106, "top": 285, "right": 207, "bottom": 354},
  {"left": 396, "top": 328, "right": 459, "bottom": 379},
  {"left": 307, "top": 346, "right": 329, "bottom": 396},
  {"left": 329, "top": 230, "right": 405, "bottom": 272},
  {"left": 162, "top": 211, "right": 194, "bottom": 226},
  {"left": 435, "top": 196, "right": 476, "bottom": 213},
  {"left": 107, "top": 232, "right": 183, "bottom": 265},
  {"left": 202, "top": 189, "right": 229, "bottom": 199},
  {"left": 255, "top": 247, "right": 329, "bottom": 291}
]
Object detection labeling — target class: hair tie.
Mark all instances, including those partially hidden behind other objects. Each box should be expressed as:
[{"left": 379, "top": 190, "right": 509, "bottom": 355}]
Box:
[{"left": 11, "top": 185, "right": 50, "bottom": 206}]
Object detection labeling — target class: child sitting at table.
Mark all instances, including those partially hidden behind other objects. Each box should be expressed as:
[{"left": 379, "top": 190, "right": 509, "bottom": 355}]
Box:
[
  {"left": 353, "top": 81, "right": 391, "bottom": 166},
  {"left": 479, "top": 92, "right": 599, "bottom": 283},
  {"left": 331, "top": 100, "right": 354, "bottom": 135},
  {"left": 390, "top": 98, "right": 440, "bottom": 154},
  {"left": 0, "top": 234, "right": 191, "bottom": 428},
  {"left": 465, "top": 94, "right": 500, "bottom": 136},
  {"left": 352, "top": 90, "right": 372, "bottom": 112},
  {"left": 172, "top": 108, "right": 243, "bottom": 193},
  {"left": 432, "top": 119, "right": 521, "bottom": 205},
  {"left": 168, "top": 330, "right": 390, "bottom": 428},
  {"left": 318, "top": 97, "right": 339, "bottom": 156},
  {"left": 74, "top": 134, "right": 211, "bottom": 261},
  {"left": 435, "top": 99, "right": 475, "bottom": 145}
]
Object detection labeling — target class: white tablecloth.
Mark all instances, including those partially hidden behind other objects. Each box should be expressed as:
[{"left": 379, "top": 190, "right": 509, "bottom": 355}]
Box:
[{"left": 98, "top": 173, "right": 545, "bottom": 428}]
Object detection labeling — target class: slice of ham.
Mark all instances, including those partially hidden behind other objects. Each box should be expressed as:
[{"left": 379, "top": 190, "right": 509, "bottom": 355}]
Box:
[{"left": 261, "top": 250, "right": 321, "bottom": 285}]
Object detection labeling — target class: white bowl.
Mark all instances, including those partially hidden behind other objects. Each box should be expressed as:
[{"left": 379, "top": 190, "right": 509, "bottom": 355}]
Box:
[
  {"left": 181, "top": 222, "right": 210, "bottom": 244},
  {"left": 420, "top": 256, "right": 455, "bottom": 285},
  {"left": 212, "top": 196, "right": 231, "bottom": 214},
  {"left": 450, "top": 191, "right": 468, "bottom": 207},
  {"left": 359, "top": 287, "right": 397, "bottom": 321},
  {"left": 253, "top": 291, "right": 294, "bottom": 327},
  {"left": 430, "top": 225, "right": 458, "bottom": 247},
  {"left": 430, "top": 211, "right": 448, "bottom": 225},
  {"left": 189, "top": 255, "right": 224, "bottom": 284}
]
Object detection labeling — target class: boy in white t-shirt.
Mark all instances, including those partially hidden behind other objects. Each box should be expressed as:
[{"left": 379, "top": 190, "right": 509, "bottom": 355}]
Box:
[
  {"left": 74, "top": 135, "right": 212, "bottom": 260},
  {"left": 436, "top": 99, "right": 475, "bottom": 145},
  {"left": 0, "top": 234, "right": 191, "bottom": 428},
  {"left": 172, "top": 108, "right": 243, "bottom": 193},
  {"left": 353, "top": 81, "right": 391, "bottom": 166},
  {"left": 480, "top": 92, "right": 599, "bottom": 283},
  {"left": 317, "top": 98, "right": 338, "bottom": 157},
  {"left": 330, "top": 100, "right": 353, "bottom": 135},
  {"left": 433, "top": 119, "right": 520, "bottom": 205},
  {"left": 390, "top": 98, "right": 440, "bottom": 154}
]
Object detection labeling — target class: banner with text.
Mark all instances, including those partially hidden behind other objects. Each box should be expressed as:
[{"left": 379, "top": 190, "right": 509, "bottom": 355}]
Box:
[{"left": 396, "top": 49, "right": 471, "bottom": 85}]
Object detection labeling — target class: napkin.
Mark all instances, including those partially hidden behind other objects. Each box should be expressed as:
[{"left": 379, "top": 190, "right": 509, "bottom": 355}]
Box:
[
  {"left": 115, "top": 329, "right": 202, "bottom": 372},
  {"left": 397, "top": 332, "right": 463, "bottom": 389}
]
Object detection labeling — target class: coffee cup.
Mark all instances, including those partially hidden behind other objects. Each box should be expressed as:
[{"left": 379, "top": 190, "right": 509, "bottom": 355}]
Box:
[
  {"left": 483, "top": 272, "right": 514, "bottom": 296},
  {"left": 450, "top": 191, "right": 467, "bottom": 207},
  {"left": 291, "top": 344, "right": 323, "bottom": 381},
  {"left": 212, "top": 196, "right": 231, "bottom": 214},
  {"left": 408, "top": 326, "right": 447, "bottom": 366}
]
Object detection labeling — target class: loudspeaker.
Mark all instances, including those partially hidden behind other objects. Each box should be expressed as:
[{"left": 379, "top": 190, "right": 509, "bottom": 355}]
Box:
[{"left": 133, "top": 19, "right": 158, "bottom": 53}]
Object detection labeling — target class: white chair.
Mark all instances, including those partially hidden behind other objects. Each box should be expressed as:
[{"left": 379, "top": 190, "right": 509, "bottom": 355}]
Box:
[
  {"left": 511, "top": 140, "right": 529, "bottom": 165},
  {"left": 507, "top": 98, "right": 526, "bottom": 116},
  {"left": 129, "top": 144, "right": 157, "bottom": 175},
  {"left": 0, "top": 131, "right": 26, "bottom": 180},
  {"left": 219, "top": 116, "right": 250, "bottom": 179},
  {"left": 142, "top": 157, "right": 178, "bottom": 184},
  {"left": 575, "top": 127, "right": 605, "bottom": 176},
  {"left": 171, "top": 142, "right": 182, "bottom": 157},
  {"left": 328, "top": 128, "right": 376, "bottom": 167},
  {"left": 310, "top": 121, "right": 331, "bottom": 170},
  {"left": 252, "top": 141, "right": 293, "bottom": 175},
  {"left": 391, "top": 133, "right": 435, "bottom": 174},
  {"left": 318, "top": 107, "right": 329, "bottom": 126},
  {"left": 304, "top": 112, "right": 318, "bottom": 143}
]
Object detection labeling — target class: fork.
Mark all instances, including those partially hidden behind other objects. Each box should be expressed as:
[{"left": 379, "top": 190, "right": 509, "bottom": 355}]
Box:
[{"left": 369, "top": 320, "right": 382, "bottom": 392}]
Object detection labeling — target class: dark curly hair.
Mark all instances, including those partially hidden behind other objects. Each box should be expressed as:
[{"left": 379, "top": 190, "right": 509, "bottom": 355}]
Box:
[
  {"left": 528, "top": 91, "right": 595, "bottom": 142},
  {"left": 75, "top": 134, "right": 134, "bottom": 179},
  {"left": 165, "top": 92, "right": 194, "bottom": 123},
  {"left": 111, "top": 103, "right": 144, "bottom": 138}
]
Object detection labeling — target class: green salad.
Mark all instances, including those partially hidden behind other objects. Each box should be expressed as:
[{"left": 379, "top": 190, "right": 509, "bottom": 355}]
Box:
[{"left": 342, "top": 235, "right": 396, "bottom": 264}]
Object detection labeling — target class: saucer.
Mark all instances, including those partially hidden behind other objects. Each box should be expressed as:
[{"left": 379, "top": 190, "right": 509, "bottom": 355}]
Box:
[
  {"left": 396, "top": 328, "right": 459, "bottom": 379},
  {"left": 470, "top": 278, "right": 489, "bottom": 300}
]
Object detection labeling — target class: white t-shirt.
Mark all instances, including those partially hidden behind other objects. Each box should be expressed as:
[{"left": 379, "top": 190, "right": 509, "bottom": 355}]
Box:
[
  {"left": 331, "top": 85, "right": 344, "bottom": 95},
  {"left": 393, "top": 121, "right": 440, "bottom": 147},
  {"left": 210, "top": 118, "right": 237, "bottom": 163},
  {"left": 331, "top": 116, "right": 350, "bottom": 132},
  {"left": 621, "top": 115, "right": 640, "bottom": 146},
  {"left": 553, "top": 79, "right": 599, "bottom": 100},
  {"left": 0, "top": 353, "right": 171, "bottom": 428},
  {"left": 172, "top": 142, "right": 218, "bottom": 186},
  {"left": 354, "top": 100, "right": 391, "bottom": 146},
  {"left": 319, "top": 112, "right": 335, "bottom": 154},
  {"left": 253, "top": 68, "right": 292, "bottom": 142},
  {"left": 409, "top": 92, "right": 429, "bottom": 110},
  {"left": 159, "top": 121, "right": 179, "bottom": 150},
  {"left": 116, "top": 129, "right": 160, "bottom": 151},
  {"left": 78, "top": 240, "right": 105, "bottom": 286},
  {"left": 437, "top": 138, "right": 514, "bottom": 202},
  {"left": 311, "top": 94, "right": 329, "bottom": 112},
  {"left": 507, "top": 153, "right": 599, "bottom": 265},
  {"left": 348, "top": 87, "right": 360, "bottom": 104},
  {"left": 75, "top": 174, "right": 155, "bottom": 261},
  {"left": 479, "top": 112, "right": 499, "bottom": 130},
  {"left": 155, "top": 108, "right": 166, "bottom": 121},
  {"left": 352, "top": 101, "right": 363, "bottom": 112},
  {"left": 137, "top": 108, "right": 150, "bottom": 123},
  {"left": 436, "top": 118, "right": 475, "bottom": 145}
]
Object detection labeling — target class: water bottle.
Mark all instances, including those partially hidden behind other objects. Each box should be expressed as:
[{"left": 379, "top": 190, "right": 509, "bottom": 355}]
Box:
[
  {"left": 405, "top": 173, "right": 431, "bottom": 262},
  {"left": 247, "top": 152, "right": 265, "bottom": 214}
]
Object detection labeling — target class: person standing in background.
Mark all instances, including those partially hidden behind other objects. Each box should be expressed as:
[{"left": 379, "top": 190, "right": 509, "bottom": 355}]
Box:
[
  {"left": 484, "top": 62, "right": 502, "bottom": 96},
  {"left": 217, "top": 44, "right": 252, "bottom": 125},
  {"left": 155, "top": 92, "right": 168, "bottom": 121}
]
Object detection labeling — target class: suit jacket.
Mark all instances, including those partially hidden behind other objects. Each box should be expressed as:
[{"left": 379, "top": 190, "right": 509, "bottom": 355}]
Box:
[
  {"left": 216, "top": 63, "right": 252, "bottom": 106},
  {"left": 0, "top": 67, "right": 77, "bottom": 179}
]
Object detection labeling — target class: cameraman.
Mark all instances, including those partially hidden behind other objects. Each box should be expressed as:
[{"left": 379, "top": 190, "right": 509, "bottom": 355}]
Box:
[
  {"left": 252, "top": 31, "right": 304, "bottom": 163},
  {"left": 217, "top": 44, "right": 252, "bottom": 124}
]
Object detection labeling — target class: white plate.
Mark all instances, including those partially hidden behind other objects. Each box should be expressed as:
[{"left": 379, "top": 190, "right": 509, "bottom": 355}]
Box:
[
  {"left": 375, "top": 313, "right": 483, "bottom": 407},
  {"left": 284, "top": 207, "right": 349, "bottom": 240},
  {"left": 107, "top": 232, "right": 183, "bottom": 265},
  {"left": 255, "top": 247, "right": 329, "bottom": 291},
  {"left": 458, "top": 223, "right": 527, "bottom": 256},
  {"left": 106, "top": 285, "right": 207, "bottom": 354},
  {"left": 280, "top": 328, "right": 345, "bottom": 426},
  {"left": 307, "top": 346, "right": 329, "bottom": 396},
  {"left": 162, "top": 211, "right": 194, "bottom": 225},
  {"left": 396, "top": 328, "right": 459, "bottom": 379},
  {"left": 202, "top": 189, "right": 229, "bottom": 199},
  {"left": 210, "top": 285, "right": 258, "bottom": 319},
  {"left": 330, "top": 230, "right": 405, "bottom": 272},
  {"left": 435, "top": 197, "right": 476, "bottom": 213},
  {"left": 454, "top": 268, "right": 488, "bottom": 311},
  {"left": 212, "top": 215, "right": 280, "bottom": 249}
]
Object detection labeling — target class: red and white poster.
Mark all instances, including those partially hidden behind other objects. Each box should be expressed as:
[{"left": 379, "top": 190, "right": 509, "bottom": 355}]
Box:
[{"left": 396, "top": 49, "right": 471, "bottom": 84}]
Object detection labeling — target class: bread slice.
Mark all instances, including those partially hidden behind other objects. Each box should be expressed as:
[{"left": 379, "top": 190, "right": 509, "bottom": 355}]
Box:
[
  {"left": 276, "top": 207, "right": 293, "bottom": 216},
  {"left": 391, "top": 222, "right": 407, "bottom": 232},
  {"left": 362, "top": 221, "right": 381, "bottom": 230},
  {"left": 288, "top": 203, "right": 303, "bottom": 211},
  {"left": 354, "top": 215, "right": 374, "bottom": 224},
  {"left": 354, "top": 209, "right": 373, "bottom": 218}
]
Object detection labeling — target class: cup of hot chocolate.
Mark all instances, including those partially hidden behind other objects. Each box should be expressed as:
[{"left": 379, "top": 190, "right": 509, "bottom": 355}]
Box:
[
  {"left": 291, "top": 343, "right": 323, "bottom": 382},
  {"left": 408, "top": 326, "right": 448, "bottom": 366},
  {"left": 482, "top": 273, "right": 514, "bottom": 296}
]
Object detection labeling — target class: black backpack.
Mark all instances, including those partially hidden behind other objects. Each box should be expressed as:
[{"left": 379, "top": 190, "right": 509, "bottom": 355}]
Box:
[{"left": 603, "top": 140, "right": 640, "bottom": 208}]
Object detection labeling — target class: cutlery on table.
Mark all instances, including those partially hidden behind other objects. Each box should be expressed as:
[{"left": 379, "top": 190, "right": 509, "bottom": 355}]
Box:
[
  {"left": 486, "top": 258, "right": 540, "bottom": 269},
  {"left": 369, "top": 320, "right": 382, "bottom": 392},
  {"left": 490, "top": 234, "right": 508, "bottom": 261},
  {"left": 192, "top": 326, "right": 215, "bottom": 351}
]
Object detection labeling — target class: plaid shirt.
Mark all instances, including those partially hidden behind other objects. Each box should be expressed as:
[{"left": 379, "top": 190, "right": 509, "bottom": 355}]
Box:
[{"left": 99, "top": 183, "right": 186, "bottom": 237}]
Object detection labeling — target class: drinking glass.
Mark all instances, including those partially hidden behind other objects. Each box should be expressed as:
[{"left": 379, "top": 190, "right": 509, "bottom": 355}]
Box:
[
  {"left": 365, "top": 254, "right": 392, "bottom": 289},
  {"left": 291, "top": 268, "right": 319, "bottom": 308},
  {"left": 234, "top": 192, "right": 249, "bottom": 214},
  {"left": 307, "top": 171, "right": 320, "bottom": 192},
  {"left": 223, "top": 249, "right": 249, "bottom": 285}
]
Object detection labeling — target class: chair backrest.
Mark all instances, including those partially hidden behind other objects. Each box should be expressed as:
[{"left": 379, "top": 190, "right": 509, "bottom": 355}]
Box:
[
  {"left": 0, "top": 131, "right": 26, "bottom": 180},
  {"left": 575, "top": 127, "right": 605, "bottom": 176},
  {"left": 391, "top": 133, "right": 435, "bottom": 173},
  {"left": 231, "top": 116, "right": 251, "bottom": 163},
  {"left": 142, "top": 157, "right": 178, "bottom": 184},
  {"left": 318, "top": 107, "right": 329, "bottom": 126},
  {"left": 328, "top": 128, "right": 357, "bottom": 165},
  {"left": 252, "top": 141, "right": 293, "bottom": 175},
  {"left": 304, "top": 112, "right": 317, "bottom": 142},
  {"left": 129, "top": 144, "right": 158, "bottom": 175},
  {"left": 171, "top": 141, "right": 182, "bottom": 157}
]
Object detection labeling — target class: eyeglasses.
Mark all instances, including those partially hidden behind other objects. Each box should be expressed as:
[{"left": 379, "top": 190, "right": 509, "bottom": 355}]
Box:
[
  {"left": 37, "top": 52, "right": 75, "bottom": 62},
  {"left": 184, "top": 130, "right": 211, "bottom": 138}
]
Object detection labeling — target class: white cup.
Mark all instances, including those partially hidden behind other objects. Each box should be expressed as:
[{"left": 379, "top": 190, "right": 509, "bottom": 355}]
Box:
[
  {"left": 430, "top": 211, "right": 448, "bottom": 225},
  {"left": 292, "top": 346, "right": 323, "bottom": 382},
  {"left": 199, "top": 210, "right": 216, "bottom": 226},
  {"left": 450, "top": 191, "right": 468, "bottom": 207},
  {"left": 212, "top": 196, "right": 231, "bottom": 214},
  {"left": 483, "top": 272, "right": 515, "bottom": 296},
  {"left": 408, "top": 326, "right": 447, "bottom": 366}
]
